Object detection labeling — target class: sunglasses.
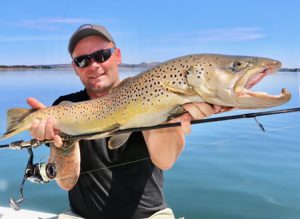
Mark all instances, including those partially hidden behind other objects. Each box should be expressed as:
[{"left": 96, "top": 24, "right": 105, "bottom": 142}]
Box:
[{"left": 73, "top": 48, "right": 115, "bottom": 68}]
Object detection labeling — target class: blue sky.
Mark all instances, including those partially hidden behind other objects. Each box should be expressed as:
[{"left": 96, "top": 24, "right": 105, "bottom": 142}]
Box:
[{"left": 0, "top": 0, "right": 299, "bottom": 67}]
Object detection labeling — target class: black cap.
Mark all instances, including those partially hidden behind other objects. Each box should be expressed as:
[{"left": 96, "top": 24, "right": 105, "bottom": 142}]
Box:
[{"left": 68, "top": 24, "right": 115, "bottom": 55}]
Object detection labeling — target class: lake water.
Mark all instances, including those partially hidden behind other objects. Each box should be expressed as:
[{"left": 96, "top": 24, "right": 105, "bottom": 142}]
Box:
[{"left": 0, "top": 69, "right": 300, "bottom": 219}]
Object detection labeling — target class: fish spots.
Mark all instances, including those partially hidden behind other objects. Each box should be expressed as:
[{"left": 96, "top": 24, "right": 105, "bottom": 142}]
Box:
[{"left": 60, "top": 55, "right": 214, "bottom": 123}]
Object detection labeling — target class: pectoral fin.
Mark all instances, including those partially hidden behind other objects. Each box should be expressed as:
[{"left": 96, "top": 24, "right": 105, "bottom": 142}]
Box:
[
  {"left": 161, "top": 82, "right": 196, "bottom": 96},
  {"left": 167, "top": 105, "right": 187, "bottom": 120},
  {"left": 108, "top": 132, "right": 132, "bottom": 149}
]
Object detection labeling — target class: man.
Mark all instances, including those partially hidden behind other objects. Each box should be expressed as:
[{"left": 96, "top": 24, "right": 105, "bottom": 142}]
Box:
[{"left": 27, "top": 24, "right": 226, "bottom": 219}]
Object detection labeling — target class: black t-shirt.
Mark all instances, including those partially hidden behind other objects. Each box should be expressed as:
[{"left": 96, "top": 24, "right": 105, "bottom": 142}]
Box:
[{"left": 53, "top": 89, "right": 167, "bottom": 219}]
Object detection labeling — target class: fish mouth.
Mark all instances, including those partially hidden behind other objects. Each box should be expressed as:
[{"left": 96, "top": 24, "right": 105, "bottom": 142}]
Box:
[
  {"left": 234, "top": 62, "right": 291, "bottom": 108},
  {"left": 244, "top": 68, "right": 268, "bottom": 90}
]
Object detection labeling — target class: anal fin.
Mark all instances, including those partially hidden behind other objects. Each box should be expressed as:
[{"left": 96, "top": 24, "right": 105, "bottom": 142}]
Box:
[
  {"left": 82, "top": 124, "right": 131, "bottom": 150},
  {"left": 108, "top": 132, "right": 132, "bottom": 150}
]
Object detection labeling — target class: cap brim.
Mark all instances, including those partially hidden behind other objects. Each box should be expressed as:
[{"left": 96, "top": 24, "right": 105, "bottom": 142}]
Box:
[{"left": 68, "top": 29, "right": 113, "bottom": 54}]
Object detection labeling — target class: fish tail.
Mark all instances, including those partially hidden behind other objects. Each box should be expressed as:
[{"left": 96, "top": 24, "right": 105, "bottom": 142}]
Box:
[{"left": 1, "top": 108, "right": 35, "bottom": 140}]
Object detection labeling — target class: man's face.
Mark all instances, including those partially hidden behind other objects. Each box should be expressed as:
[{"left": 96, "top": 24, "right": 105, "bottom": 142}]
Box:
[{"left": 72, "top": 35, "right": 121, "bottom": 96}]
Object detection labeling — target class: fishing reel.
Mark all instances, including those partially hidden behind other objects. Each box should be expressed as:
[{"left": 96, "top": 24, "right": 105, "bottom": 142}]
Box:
[{"left": 9, "top": 147, "right": 57, "bottom": 211}]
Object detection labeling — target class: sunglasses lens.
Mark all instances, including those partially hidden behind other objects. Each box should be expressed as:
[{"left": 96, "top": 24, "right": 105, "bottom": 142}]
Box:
[
  {"left": 94, "top": 49, "right": 112, "bottom": 63},
  {"left": 73, "top": 48, "right": 115, "bottom": 68},
  {"left": 74, "top": 56, "right": 89, "bottom": 68}
]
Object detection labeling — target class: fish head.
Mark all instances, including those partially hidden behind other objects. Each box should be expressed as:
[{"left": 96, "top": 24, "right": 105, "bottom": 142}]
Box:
[{"left": 187, "top": 54, "right": 291, "bottom": 109}]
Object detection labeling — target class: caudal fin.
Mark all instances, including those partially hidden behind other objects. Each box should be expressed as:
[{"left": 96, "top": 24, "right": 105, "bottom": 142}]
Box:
[{"left": 1, "top": 108, "right": 35, "bottom": 140}]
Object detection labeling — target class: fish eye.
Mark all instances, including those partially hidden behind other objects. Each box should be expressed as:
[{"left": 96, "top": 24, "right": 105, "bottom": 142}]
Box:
[
  {"left": 233, "top": 61, "right": 243, "bottom": 68},
  {"left": 230, "top": 61, "right": 248, "bottom": 72}
]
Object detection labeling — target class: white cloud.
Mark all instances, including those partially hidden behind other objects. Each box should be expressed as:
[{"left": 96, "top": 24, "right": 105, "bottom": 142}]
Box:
[
  {"left": 20, "top": 17, "right": 117, "bottom": 30},
  {"left": 195, "top": 27, "right": 266, "bottom": 42},
  {"left": 0, "top": 35, "right": 68, "bottom": 42},
  {"left": 20, "top": 17, "right": 90, "bottom": 30},
  {"left": 142, "top": 27, "right": 266, "bottom": 44},
  {"left": 0, "top": 17, "right": 117, "bottom": 41},
  {"left": 28, "top": 17, "right": 90, "bottom": 24}
]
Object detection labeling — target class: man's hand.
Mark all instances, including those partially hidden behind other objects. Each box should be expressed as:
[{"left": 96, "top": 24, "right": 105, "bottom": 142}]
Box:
[
  {"left": 172, "top": 102, "right": 233, "bottom": 134},
  {"left": 144, "top": 102, "right": 232, "bottom": 170},
  {"left": 26, "top": 97, "right": 63, "bottom": 147},
  {"left": 27, "top": 97, "right": 80, "bottom": 190}
]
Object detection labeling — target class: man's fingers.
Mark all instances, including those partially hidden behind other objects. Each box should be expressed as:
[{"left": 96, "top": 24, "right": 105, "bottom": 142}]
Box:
[
  {"left": 219, "top": 106, "right": 234, "bottom": 113},
  {"left": 183, "top": 103, "right": 209, "bottom": 119},
  {"left": 213, "top": 105, "right": 222, "bottom": 114},
  {"left": 26, "top": 97, "right": 46, "bottom": 109},
  {"left": 30, "top": 119, "right": 40, "bottom": 137},
  {"left": 180, "top": 114, "right": 191, "bottom": 134},
  {"left": 182, "top": 104, "right": 204, "bottom": 119},
  {"left": 27, "top": 98, "right": 62, "bottom": 144},
  {"left": 166, "top": 113, "right": 191, "bottom": 135},
  {"left": 53, "top": 135, "right": 63, "bottom": 148},
  {"left": 44, "top": 117, "right": 55, "bottom": 140},
  {"left": 192, "top": 103, "right": 215, "bottom": 117},
  {"left": 34, "top": 119, "right": 47, "bottom": 141}
]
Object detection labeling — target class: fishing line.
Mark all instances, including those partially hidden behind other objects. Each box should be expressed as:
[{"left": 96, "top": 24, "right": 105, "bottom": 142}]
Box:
[
  {"left": 298, "top": 86, "right": 300, "bottom": 102},
  {"left": 76, "top": 157, "right": 151, "bottom": 176},
  {"left": 54, "top": 122, "right": 300, "bottom": 180},
  {"left": 185, "top": 124, "right": 300, "bottom": 153},
  {"left": 268, "top": 124, "right": 300, "bottom": 132},
  {"left": 54, "top": 132, "right": 255, "bottom": 179}
]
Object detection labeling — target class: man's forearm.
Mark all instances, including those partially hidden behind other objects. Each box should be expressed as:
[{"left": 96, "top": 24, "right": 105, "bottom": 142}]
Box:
[
  {"left": 143, "top": 126, "right": 185, "bottom": 170},
  {"left": 49, "top": 142, "right": 81, "bottom": 190}
]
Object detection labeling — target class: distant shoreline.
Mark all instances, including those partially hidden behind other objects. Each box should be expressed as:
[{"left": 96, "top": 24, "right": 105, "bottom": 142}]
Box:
[
  {"left": 0, "top": 63, "right": 299, "bottom": 72},
  {"left": 0, "top": 63, "right": 160, "bottom": 71},
  {"left": 278, "top": 68, "right": 300, "bottom": 72}
]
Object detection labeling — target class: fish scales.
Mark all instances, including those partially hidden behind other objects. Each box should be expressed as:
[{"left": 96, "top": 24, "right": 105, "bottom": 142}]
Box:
[{"left": 1, "top": 54, "right": 291, "bottom": 143}]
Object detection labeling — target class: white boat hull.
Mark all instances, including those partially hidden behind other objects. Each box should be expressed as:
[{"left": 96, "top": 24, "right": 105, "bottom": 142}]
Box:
[{"left": 0, "top": 206, "right": 56, "bottom": 219}]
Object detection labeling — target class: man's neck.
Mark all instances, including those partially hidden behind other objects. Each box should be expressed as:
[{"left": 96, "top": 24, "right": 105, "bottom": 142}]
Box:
[
  {"left": 87, "top": 90, "right": 110, "bottom": 99},
  {"left": 87, "top": 80, "right": 121, "bottom": 99}
]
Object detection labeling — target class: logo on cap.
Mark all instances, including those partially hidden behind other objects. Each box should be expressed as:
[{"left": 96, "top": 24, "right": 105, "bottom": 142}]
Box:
[{"left": 77, "top": 24, "right": 93, "bottom": 31}]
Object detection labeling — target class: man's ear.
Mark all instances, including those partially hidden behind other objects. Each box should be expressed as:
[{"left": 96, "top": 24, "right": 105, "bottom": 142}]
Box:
[{"left": 115, "top": 48, "right": 122, "bottom": 65}]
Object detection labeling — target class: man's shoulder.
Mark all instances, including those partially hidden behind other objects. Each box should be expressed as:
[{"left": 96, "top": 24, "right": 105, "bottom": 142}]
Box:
[{"left": 53, "top": 89, "right": 89, "bottom": 106}]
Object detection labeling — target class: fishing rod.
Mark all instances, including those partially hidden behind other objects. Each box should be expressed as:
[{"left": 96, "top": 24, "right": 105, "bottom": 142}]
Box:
[
  {"left": 1, "top": 107, "right": 300, "bottom": 150},
  {"left": 1, "top": 106, "right": 300, "bottom": 210}
]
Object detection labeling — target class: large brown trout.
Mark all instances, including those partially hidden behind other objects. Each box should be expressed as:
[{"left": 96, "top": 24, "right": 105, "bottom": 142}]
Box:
[{"left": 1, "top": 54, "right": 291, "bottom": 148}]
